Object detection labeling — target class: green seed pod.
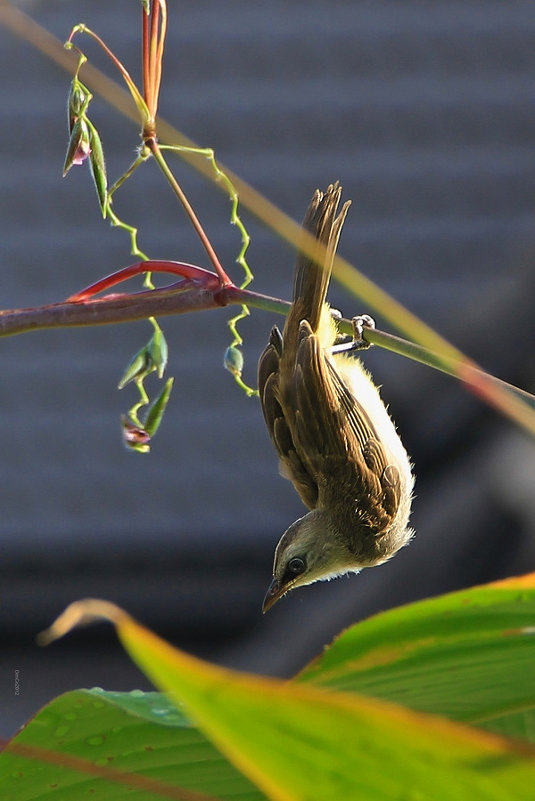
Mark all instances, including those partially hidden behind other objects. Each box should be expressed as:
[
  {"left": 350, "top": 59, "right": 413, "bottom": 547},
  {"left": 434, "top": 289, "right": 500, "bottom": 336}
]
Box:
[{"left": 224, "top": 345, "right": 244, "bottom": 377}]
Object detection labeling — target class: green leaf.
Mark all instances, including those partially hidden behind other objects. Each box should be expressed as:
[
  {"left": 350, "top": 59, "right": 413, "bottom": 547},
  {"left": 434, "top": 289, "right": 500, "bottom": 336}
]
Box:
[
  {"left": 34, "top": 597, "right": 535, "bottom": 801},
  {"left": 144, "top": 377, "right": 174, "bottom": 437},
  {"left": 87, "top": 120, "right": 108, "bottom": 216},
  {"left": 0, "top": 688, "right": 264, "bottom": 800},
  {"left": 118, "top": 345, "right": 151, "bottom": 389},
  {"left": 298, "top": 574, "right": 535, "bottom": 742},
  {"left": 119, "top": 328, "right": 168, "bottom": 390}
]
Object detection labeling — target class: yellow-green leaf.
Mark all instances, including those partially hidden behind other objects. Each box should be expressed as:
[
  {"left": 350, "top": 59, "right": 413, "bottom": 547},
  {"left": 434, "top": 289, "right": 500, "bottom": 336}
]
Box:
[{"left": 38, "top": 598, "right": 535, "bottom": 801}]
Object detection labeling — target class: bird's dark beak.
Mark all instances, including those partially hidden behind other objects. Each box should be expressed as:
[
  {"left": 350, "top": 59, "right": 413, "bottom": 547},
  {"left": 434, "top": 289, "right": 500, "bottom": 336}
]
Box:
[{"left": 262, "top": 577, "right": 285, "bottom": 614}]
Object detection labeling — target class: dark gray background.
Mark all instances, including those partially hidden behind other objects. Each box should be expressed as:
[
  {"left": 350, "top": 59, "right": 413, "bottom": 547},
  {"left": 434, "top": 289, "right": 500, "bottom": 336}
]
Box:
[{"left": 1, "top": 0, "right": 534, "bottom": 738}]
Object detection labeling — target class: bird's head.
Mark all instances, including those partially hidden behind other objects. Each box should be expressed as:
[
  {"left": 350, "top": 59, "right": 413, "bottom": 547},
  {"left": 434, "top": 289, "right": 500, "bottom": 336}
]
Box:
[{"left": 262, "top": 510, "right": 359, "bottom": 612}]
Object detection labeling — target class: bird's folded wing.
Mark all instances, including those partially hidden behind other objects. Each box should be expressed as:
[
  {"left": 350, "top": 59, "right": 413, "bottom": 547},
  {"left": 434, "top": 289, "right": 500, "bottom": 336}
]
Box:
[
  {"left": 293, "top": 321, "right": 401, "bottom": 531},
  {"left": 258, "top": 326, "right": 319, "bottom": 509}
]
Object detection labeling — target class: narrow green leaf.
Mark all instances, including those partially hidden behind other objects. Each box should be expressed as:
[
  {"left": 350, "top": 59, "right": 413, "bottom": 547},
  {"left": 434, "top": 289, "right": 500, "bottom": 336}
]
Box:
[
  {"left": 144, "top": 377, "right": 174, "bottom": 437},
  {"left": 118, "top": 346, "right": 151, "bottom": 389},
  {"left": 87, "top": 121, "right": 108, "bottom": 216}
]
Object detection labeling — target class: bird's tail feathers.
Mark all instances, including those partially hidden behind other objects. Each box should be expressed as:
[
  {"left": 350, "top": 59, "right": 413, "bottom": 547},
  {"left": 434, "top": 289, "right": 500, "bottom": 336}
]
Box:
[{"left": 291, "top": 182, "right": 351, "bottom": 334}]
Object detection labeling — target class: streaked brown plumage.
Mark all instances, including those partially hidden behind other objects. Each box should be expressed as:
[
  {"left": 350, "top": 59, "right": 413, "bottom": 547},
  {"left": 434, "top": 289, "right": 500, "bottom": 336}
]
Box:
[{"left": 258, "top": 183, "right": 414, "bottom": 612}]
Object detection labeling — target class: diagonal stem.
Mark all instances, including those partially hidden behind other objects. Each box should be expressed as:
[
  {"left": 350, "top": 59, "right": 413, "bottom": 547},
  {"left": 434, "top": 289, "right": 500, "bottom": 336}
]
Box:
[{"left": 147, "top": 140, "right": 233, "bottom": 288}]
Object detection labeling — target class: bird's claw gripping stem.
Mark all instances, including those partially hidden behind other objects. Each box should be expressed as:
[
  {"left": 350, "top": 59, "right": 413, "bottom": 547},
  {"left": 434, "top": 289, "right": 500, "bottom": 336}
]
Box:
[
  {"left": 329, "top": 313, "right": 375, "bottom": 355},
  {"left": 351, "top": 314, "right": 375, "bottom": 350}
]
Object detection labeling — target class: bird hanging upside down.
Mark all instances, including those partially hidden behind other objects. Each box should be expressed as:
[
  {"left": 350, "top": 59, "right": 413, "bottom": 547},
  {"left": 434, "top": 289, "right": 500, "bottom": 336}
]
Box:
[{"left": 258, "top": 183, "right": 414, "bottom": 612}]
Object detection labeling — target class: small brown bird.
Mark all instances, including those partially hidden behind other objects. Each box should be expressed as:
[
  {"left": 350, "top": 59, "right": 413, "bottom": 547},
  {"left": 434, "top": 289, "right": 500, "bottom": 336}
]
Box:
[{"left": 258, "top": 183, "right": 414, "bottom": 612}]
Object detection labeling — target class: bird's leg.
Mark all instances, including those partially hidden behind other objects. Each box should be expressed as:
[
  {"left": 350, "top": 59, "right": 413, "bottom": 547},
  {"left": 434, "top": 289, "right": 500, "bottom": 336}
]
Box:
[{"left": 329, "top": 314, "right": 376, "bottom": 354}]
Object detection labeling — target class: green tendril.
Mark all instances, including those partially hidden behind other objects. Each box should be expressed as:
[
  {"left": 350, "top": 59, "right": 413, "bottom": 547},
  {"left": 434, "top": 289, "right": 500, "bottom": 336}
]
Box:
[{"left": 160, "top": 143, "right": 258, "bottom": 396}]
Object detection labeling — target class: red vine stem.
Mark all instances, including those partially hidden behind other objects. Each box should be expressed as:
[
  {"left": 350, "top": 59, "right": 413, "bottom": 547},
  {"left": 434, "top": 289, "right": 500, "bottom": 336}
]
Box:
[
  {"left": 142, "top": 5, "right": 150, "bottom": 112},
  {"left": 66, "top": 260, "right": 222, "bottom": 302}
]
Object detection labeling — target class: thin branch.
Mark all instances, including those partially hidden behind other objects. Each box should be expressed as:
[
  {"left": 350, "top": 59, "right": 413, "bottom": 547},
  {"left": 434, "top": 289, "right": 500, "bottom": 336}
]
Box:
[
  {"left": 0, "top": 284, "right": 279, "bottom": 338},
  {"left": 355, "top": 323, "right": 535, "bottom": 415},
  {"left": 1, "top": 284, "right": 533, "bottom": 412},
  {"left": 1, "top": 277, "right": 534, "bottom": 433}
]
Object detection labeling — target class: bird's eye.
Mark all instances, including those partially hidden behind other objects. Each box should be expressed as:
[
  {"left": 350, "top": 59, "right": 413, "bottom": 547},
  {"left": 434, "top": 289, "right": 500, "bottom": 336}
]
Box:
[{"left": 288, "top": 557, "right": 306, "bottom": 575}]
